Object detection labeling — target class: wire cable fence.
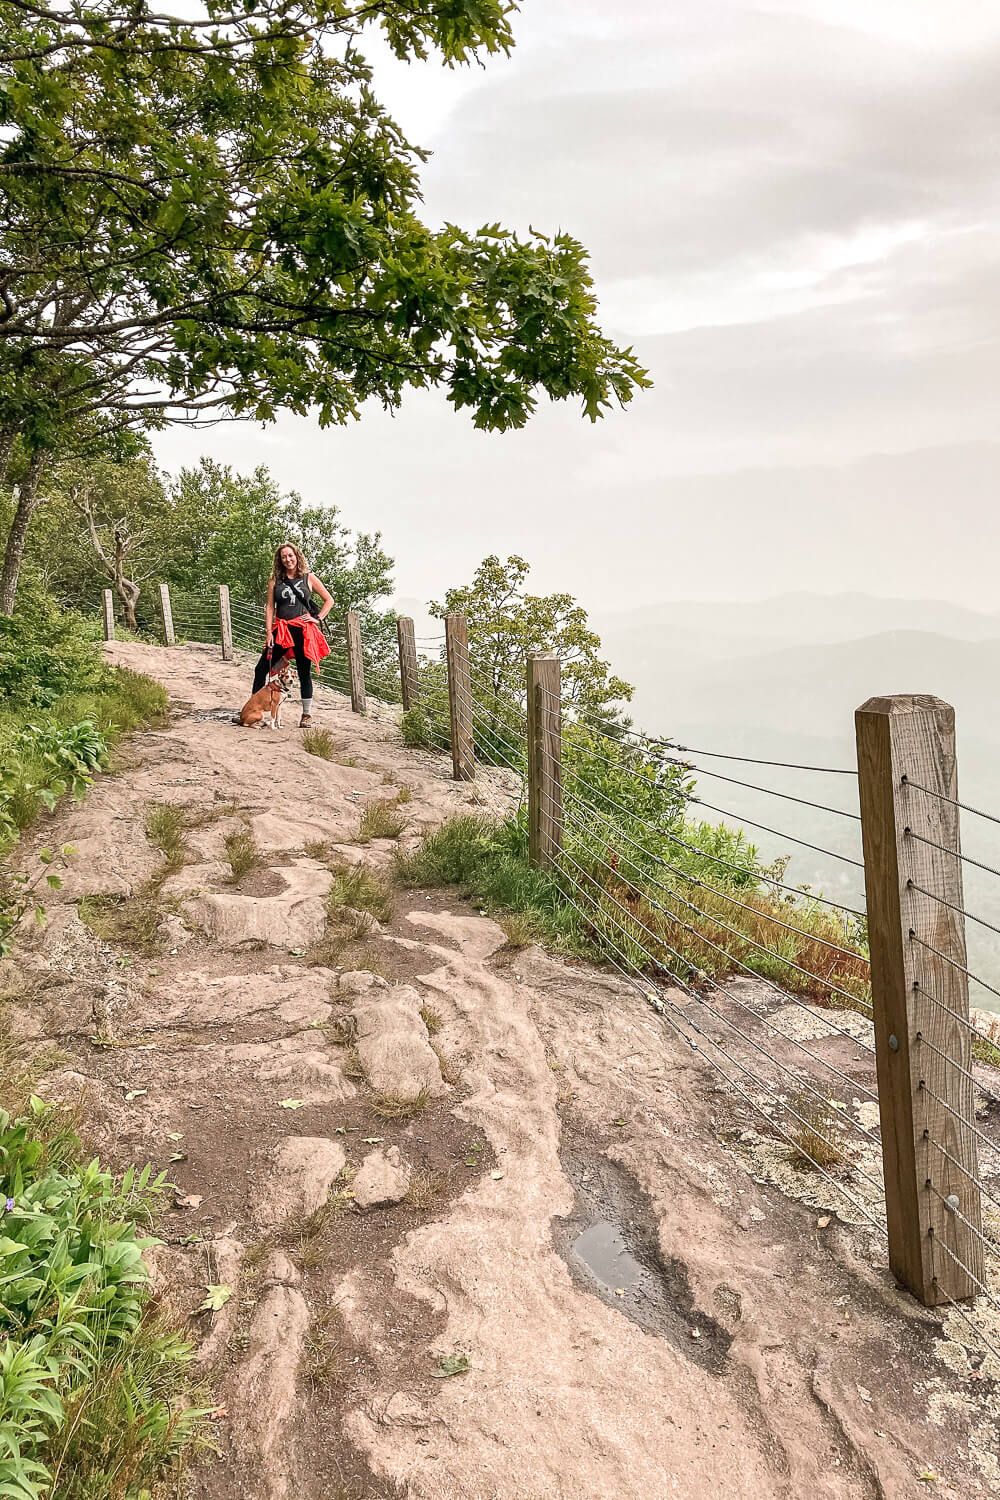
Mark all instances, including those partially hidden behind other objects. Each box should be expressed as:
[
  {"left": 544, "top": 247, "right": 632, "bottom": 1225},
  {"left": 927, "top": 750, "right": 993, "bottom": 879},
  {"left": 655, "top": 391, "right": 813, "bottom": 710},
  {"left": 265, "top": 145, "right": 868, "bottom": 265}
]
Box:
[
  {"left": 97, "top": 594, "right": 1000, "bottom": 1369},
  {"left": 386, "top": 628, "right": 1000, "bottom": 1372}
]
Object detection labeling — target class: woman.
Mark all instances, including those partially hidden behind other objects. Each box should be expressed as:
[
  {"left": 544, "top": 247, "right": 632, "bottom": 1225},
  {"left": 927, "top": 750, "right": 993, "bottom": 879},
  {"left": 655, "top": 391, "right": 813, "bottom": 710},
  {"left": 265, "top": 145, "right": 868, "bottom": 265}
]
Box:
[{"left": 251, "top": 542, "right": 334, "bottom": 727}]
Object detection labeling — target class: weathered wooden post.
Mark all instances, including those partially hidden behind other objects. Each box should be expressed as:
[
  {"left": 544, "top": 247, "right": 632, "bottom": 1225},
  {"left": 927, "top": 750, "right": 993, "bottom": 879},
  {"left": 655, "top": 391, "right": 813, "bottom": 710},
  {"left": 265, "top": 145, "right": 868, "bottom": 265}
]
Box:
[
  {"left": 445, "top": 613, "right": 474, "bottom": 781},
  {"left": 345, "top": 609, "right": 366, "bottom": 714},
  {"left": 856, "top": 694, "right": 984, "bottom": 1305},
  {"left": 158, "top": 583, "right": 175, "bottom": 646},
  {"left": 397, "top": 616, "right": 419, "bottom": 711},
  {"left": 219, "top": 585, "right": 234, "bottom": 661},
  {"left": 527, "top": 653, "right": 563, "bottom": 868},
  {"left": 101, "top": 589, "right": 115, "bottom": 642}
]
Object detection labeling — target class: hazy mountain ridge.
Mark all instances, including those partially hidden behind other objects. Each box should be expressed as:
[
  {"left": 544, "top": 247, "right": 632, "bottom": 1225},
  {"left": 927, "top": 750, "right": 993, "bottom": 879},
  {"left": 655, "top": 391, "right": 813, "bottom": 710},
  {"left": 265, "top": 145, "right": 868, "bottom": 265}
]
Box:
[
  {"left": 594, "top": 588, "right": 1000, "bottom": 647},
  {"left": 595, "top": 594, "right": 1000, "bottom": 996},
  {"left": 614, "top": 626, "right": 1000, "bottom": 749}
]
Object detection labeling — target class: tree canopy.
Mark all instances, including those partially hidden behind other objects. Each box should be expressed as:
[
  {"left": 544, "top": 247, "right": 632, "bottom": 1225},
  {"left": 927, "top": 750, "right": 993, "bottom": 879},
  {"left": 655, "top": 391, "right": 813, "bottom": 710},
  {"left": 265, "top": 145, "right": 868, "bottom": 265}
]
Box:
[
  {"left": 0, "top": 3, "right": 646, "bottom": 431},
  {"left": 0, "top": 0, "right": 650, "bottom": 609}
]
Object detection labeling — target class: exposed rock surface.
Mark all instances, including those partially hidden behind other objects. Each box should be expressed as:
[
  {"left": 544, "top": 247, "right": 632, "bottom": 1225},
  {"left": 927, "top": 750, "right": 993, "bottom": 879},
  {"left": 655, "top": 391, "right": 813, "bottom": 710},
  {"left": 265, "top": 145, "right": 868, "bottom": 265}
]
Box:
[
  {"left": 183, "top": 860, "right": 332, "bottom": 949},
  {"left": 5, "top": 639, "right": 996, "bottom": 1500},
  {"left": 256, "top": 1137, "right": 347, "bottom": 1231},
  {"left": 230, "top": 1284, "right": 310, "bottom": 1499},
  {"left": 352, "top": 1145, "right": 411, "bottom": 1209},
  {"left": 351, "top": 982, "right": 445, "bottom": 1099}
]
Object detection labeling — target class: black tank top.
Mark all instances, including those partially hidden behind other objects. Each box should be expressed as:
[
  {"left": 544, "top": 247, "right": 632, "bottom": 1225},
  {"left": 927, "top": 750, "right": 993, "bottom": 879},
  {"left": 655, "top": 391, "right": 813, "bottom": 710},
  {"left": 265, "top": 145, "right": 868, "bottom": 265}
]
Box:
[{"left": 274, "top": 574, "right": 311, "bottom": 621}]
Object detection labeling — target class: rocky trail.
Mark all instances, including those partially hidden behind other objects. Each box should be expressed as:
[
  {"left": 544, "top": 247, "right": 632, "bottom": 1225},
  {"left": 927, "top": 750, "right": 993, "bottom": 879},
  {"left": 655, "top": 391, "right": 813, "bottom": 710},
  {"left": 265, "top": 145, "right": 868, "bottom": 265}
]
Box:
[{"left": 2, "top": 641, "right": 997, "bottom": 1500}]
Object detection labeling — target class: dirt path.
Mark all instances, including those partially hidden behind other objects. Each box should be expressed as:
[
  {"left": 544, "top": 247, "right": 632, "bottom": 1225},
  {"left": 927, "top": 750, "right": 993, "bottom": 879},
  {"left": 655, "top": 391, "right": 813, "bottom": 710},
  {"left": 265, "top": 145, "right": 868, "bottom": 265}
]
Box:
[{"left": 2, "top": 641, "right": 997, "bottom": 1499}]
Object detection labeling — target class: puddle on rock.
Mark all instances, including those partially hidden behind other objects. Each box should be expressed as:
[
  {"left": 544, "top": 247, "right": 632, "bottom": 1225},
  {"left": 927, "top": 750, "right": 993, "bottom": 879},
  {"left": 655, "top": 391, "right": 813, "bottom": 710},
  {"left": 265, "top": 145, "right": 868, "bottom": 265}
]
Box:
[
  {"left": 573, "top": 1220, "right": 646, "bottom": 1293},
  {"left": 555, "top": 1126, "right": 732, "bottom": 1374},
  {"left": 187, "top": 707, "right": 241, "bottom": 723}
]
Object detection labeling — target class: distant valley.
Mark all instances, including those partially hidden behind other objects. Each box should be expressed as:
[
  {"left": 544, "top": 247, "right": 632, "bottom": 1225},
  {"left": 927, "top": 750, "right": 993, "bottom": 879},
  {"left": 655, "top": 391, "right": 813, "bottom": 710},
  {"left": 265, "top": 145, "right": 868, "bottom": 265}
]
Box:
[{"left": 593, "top": 593, "right": 1000, "bottom": 995}]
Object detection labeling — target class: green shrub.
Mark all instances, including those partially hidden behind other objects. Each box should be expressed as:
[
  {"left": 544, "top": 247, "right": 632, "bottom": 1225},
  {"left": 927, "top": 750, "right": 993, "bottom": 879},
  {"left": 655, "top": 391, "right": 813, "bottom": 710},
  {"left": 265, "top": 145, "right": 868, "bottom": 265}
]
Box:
[
  {"left": 396, "top": 809, "right": 870, "bottom": 1009},
  {"left": 396, "top": 815, "right": 585, "bottom": 952},
  {"left": 400, "top": 707, "right": 432, "bottom": 748},
  {"left": 0, "top": 719, "right": 109, "bottom": 846},
  {"left": 0, "top": 1096, "right": 205, "bottom": 1497},
  {"left": 0, "top": 610, "right": 106, "bottom": 711},
  {"left": 0, "top": 846, "right": 73, "bottom": 959},
  {"left": 0, "top": 616, "right": 166, "bottom": 862}
]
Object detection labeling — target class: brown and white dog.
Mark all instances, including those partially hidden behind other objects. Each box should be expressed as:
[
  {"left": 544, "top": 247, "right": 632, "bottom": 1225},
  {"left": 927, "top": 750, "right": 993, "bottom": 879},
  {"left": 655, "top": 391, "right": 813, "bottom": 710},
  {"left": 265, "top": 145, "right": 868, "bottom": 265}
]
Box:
[{"left": 236, "top": 659, "right": 293, "bottom": 729}]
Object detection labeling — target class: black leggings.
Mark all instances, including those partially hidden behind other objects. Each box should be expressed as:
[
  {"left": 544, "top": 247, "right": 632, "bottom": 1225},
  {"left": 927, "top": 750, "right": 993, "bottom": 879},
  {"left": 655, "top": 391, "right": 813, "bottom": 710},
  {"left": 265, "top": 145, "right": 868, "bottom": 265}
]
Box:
[{"left": 252, "top": 625, "right": 312, "bottom": 698}]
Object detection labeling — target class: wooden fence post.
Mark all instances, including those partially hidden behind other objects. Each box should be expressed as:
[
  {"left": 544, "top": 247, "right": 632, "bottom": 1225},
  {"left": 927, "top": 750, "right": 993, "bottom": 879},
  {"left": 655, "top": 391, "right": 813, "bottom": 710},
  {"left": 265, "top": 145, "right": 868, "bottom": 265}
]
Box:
[
  {"left": 856, "top": 694, "right": 984, "bottom": 1306},
  {"left": 158, "top": 583, "right": 175, "bottom": 646},
  {"left": 219, "top": 585, "right": 233, "bottom": 661},
  {"left": 445, "top": 613, "right": 474, "bottom": 781},
  {"left": 527, "top": 653, "right": 562, "bottom": 868},
  {"left": 397, "top": 617, "right": 419, "bottom": 711},
  {"left": 101, "top": 589, "right": 115, "bottom": 642},
  {"left": 346, "top": 610, "right": 366, "bottom": 714}
]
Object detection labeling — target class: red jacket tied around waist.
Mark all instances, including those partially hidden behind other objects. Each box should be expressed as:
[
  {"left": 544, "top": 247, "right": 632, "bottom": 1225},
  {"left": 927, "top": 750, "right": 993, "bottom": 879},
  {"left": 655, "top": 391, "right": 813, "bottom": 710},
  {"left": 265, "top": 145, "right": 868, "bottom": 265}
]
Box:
[{"left": 274, "top": 616, "right": 330, "bottom": 665}]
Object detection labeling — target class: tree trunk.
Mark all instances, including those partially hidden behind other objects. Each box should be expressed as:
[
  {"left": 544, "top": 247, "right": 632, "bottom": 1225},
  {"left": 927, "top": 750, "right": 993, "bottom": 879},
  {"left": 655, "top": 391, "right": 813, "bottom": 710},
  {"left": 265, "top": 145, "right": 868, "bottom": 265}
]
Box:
[
  {"left": 119, "top": 576, "right": 141, "bottom": 632},
  {"left": 0, "top": 449, "right": 47, "bottom": 615},
  {"left": 113, "top": 526, "right": 141, "bottom": 632},
  {"left": 0, "top": 431, "right": 14, "bottom": 491}
]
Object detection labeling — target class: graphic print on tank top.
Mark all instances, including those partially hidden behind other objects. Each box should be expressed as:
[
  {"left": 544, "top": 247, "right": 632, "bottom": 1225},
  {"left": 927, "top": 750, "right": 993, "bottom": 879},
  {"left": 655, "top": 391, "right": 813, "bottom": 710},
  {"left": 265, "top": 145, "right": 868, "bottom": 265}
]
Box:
[{"left": 275, "top": 578, "right": 309, "bottom": 621}]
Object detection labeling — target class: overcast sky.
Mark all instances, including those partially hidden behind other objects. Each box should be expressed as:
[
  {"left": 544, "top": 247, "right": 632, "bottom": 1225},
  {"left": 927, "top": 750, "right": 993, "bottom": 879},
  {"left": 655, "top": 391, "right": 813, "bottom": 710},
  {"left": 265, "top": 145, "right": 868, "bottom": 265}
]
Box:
[{"left": 153, "top": 0, "right": 1000, "bottom": 612}]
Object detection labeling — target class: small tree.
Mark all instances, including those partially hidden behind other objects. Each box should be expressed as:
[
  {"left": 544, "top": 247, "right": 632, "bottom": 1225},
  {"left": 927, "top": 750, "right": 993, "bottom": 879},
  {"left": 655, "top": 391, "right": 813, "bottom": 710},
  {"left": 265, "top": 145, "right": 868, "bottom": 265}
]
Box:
[
  {"left": 430, "top": 555, "right": 633, "bottom": 739},
  {"left": 61, "top": 456, "right": 166, "bottom": 632}
]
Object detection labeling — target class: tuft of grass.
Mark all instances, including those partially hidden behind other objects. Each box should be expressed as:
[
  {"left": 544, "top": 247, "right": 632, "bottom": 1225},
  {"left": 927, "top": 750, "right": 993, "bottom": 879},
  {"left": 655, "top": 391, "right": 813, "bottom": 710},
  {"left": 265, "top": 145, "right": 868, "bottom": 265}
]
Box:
[
  {"left": 303, "top": 1296, "right": 345, "bottom": 1387},
  {"left": 145, "top": 803, "right": 186, "bottom": 871},
  {"left": 242, "top": 1239, "right": 272, "bottom": 1273},
  {"left": 329, "top": 866, "right": 394, "bottom": 925},
  {"left": 182, "top": 799, "right": 242, "bottom": 830},
  {"left": 304, "top": 838, "right": 332, "bottom": 861},
  {"left": 789, "top": 1099, "right": 845, "bottom": 1172},
  {"left": 404, "top": 1168, "right": 447, "bottom": 1211},
  {"left": 419, "top": 1005, "right": 443, "bottom": 1036},
  {"left": 498, "top": 911, "right": 541, "bottom": 949},
  {"left": 974, "top": 1036, "right": 1000, "bottom": 1069},
  {"left": 342, "top": 1046, "right": 365, "bottom": 1082},
  {"left": 357, "top": 799, "right": 407, "bottom": 843},
  {"left": 293, "top": 1192, "right": 353, "bottom": 1269},
  {"left": 972, "top": 1016, "right": 1000, "bottom": 1069},
  {"left": 224, "top": 828, "right": 262, "bottom": 882},
  {"left": 78, "top": 879, "right": 168, "bottom": 956},
  {"left": 304, "top": 862, "right": 392, "bottom": 966},
  {"left": 303, "top": 727, "right": 337, "bottom": 761},
  {"left": 348, "top": 944, "right": 393, "bottom": 981},
  {"left": 304, "top": 908, "right": 372, "bottom": 968},
  {"left": 368, "top": 1085, "right": 429, "bottom": 1121},
  {"left": 395, "top": 786, "right": 413, "bottom": 804}
]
